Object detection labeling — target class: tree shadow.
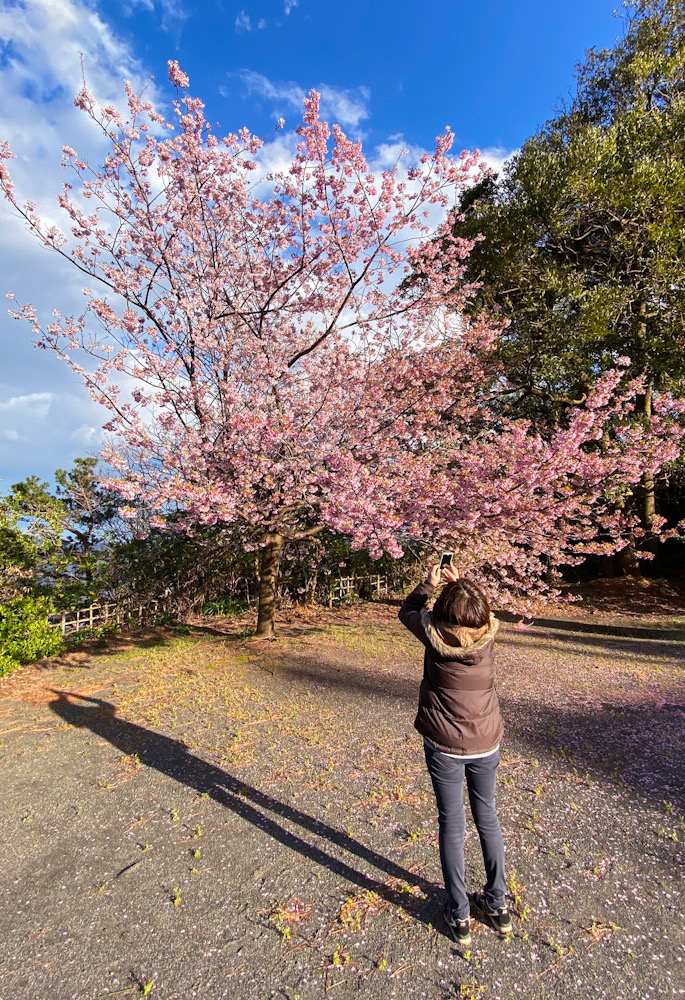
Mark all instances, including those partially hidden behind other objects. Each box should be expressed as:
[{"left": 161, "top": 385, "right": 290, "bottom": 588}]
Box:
[
  {"left": 272, "top": 655, "right": 418, "bottom": 701},
  {"left": 47, "top": 691, "right": 446, "bottom": 934},
  {"left": 497, "top": 630, "right": 684, "bottom": 661},
  {"left": 187, "top": 621, "right": 330, "bottom": 641},
  {"left": 263, "top": 653, "right": 685, "bottom": 807},
  {"left": 500, "top": 695, "right": 685, "bottom": 807},
  {"left": 177, "top": 622, "right": 252, "bottom": 638},
  {"left": 496, "top": 610, "right": 685, "bottom": 641}
]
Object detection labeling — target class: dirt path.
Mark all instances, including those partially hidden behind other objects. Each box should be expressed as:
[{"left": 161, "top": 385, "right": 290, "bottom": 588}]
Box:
[{"left": 1, "top": 601, "right": 684, "bottom": 999}]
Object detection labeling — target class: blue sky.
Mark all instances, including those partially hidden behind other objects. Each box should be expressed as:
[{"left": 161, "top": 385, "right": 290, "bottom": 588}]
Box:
[
  {"left": 109, "top": 0, "right": 622, "bottom": 153},
  {"left": 0, "top": 0, "right": 623, "bottom": 488}
]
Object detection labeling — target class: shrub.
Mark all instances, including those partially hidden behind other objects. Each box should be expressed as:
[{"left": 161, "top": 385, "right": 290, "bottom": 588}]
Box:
[
  {"left": 202, "top": 595, "right": 250, "bottom": 616},
  {"left": 63, "top": 619, "right": 119, "bottom": 651},
  {"left": 0, "top": 651, "right": 17, "bottom": 677},
  {"left": 0, "top": 596, "right": 65, "bottom": 673}
]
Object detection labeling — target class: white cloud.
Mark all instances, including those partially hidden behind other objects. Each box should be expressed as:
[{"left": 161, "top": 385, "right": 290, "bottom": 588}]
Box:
[
  {"left": 254, "top": 131, "right": 301, "bottom": 176},
  {"left": 233, "top": 6, "right": 290, "bottom": 33},
  {"left": 0, "top": 0, "right": 165, "bottom": 484},
  {"left": 233, "top": 8, "right": 284, "bottom": 32},
  {"left": 236, "top": 70, "right": 371, "bottom": 129},
  {"left": 0, "top": 383, "right": 106, "bottom": 483},
  {"left": 284, "top": 0, "right": 298, "bottom": 13},
  {"left": 158, "top": 0, "right": 187, "bottom": 31},
  {"left": 0, "top": 1, "right": 158, "bottom": 115},
  {"left": 0, "top": 391, "right": 55, "bottom": 418},
  {"left": 320, "top": 84, "right": 371, "bottom": 130},
  {"left": 235, "top": 9, "right": 252, "bottom": 32},
  {"left": 370, "top": 137, "right": 429, "bottom": 172},
  {"left": 126, "top": 0, "right": 188, "bottom": 34},
  {"left": 480, "top": 146, "right": 516, "bottom": 177},
  {"left": 70, "top": 423, "right": 100, "bottom": 444}
]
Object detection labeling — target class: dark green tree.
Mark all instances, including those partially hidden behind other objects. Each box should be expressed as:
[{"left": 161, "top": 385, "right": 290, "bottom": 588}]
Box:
[
  {"left": 107, "top": 521, "right": 255, "bottom": 614},
  {"left": 1, "top": 458, "right": 118, "bottom": 604},
  {"left": 54, "top": 458, "right": 118, "bottom": 599},
  {"left": 449, "top": 0, "right": 685, "bottom": 553},
  {"left": 1, "top": 476, "right": 65, "bottom": 598},
  {"left": 0, "top": 500, "right": 39, "bottom": 602}
]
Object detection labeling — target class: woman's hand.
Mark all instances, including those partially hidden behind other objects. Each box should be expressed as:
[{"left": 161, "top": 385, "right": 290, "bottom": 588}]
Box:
[{"left": 427, "top": 562, "right": 460, "bottom": 587}]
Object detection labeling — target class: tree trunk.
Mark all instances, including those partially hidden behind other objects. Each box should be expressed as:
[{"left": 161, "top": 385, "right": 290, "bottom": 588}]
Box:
[
  {"left": 255, "top": 534, "right": 284, "bottom": 638},
  {"left": 616, "top": 534, "right": 640, "bottom": 576},
  {"left": 633, "top": 292, "right": 656, "bottom": 543},
  {"left": 596, "top": 427, "right": 640, "bottom": 577},
  {"left": 305, "top": 556, "right": 322, "bottom": 606},
  {"left": 638, "top": 378, "right": 658, "bottom": 561}
]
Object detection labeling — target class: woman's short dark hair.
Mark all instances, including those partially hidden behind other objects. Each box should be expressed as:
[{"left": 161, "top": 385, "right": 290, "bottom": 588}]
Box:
[{"left": 433, "top": 578, "right": 490, "bottom": 629}]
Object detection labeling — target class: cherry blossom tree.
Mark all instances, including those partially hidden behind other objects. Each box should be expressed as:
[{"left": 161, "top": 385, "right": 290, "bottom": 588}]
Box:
[{"left": 2, "top": 63, "right": 683, "bottom": 635}]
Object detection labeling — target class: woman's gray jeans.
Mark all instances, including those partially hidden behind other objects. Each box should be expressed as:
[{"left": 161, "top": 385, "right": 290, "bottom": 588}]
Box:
[{"left": 424, "top": 742, "right": 506, "bottom": 920}]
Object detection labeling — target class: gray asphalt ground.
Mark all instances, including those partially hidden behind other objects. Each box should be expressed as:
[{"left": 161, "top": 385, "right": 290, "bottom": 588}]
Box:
[{"left": 1, "top": 603, "right": 684, "bottom": 999}]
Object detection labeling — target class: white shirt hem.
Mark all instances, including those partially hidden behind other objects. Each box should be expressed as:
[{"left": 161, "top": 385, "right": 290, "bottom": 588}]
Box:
[{"left": 423, "top": 737, "right": 500, "bottom": 761}]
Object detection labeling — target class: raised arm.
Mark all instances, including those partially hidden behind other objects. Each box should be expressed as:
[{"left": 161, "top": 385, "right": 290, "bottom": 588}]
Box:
[{"left": 398, "top": 563, "right": 441, "bottom": 641}]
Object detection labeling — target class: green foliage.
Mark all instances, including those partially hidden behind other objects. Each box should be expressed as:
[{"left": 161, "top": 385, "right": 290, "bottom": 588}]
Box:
[
  {"left": 5, "top": 475, "right": 67, "bottom": 551},
  {"left": 278, "top": 529, "right": 422, "bottom": 605},
  {"left": 449, "top": 0, "right": 685, "bottom": 422},
  {"left": 0, "top": 478, "right": 62, "bottom": 602},
  {"left": 109, "top": 523, "right": 255, "bottom": 612},
  {"left": 0, "top": 651, "right": 18, "bottom": 678},
  {"left": 441, "top": 0, "right": 685, "bottom": 557},
  {"left": 0, "top": 596, "right": 65, "bottom": 671},
  {"left": 53, "top": 457, "right": 119, "bottom": 603},
  {"left": 0, "top": 458, "right": 119, "bottom": 607},
  {"left": 575, "top": 0, "right": 685, "bottom": 125},
  {"left": 202, "top": 595, "right": 250, "bottom": 616},
  {"left": 0, "top": 507, "right": 39, "bottom": 603}
]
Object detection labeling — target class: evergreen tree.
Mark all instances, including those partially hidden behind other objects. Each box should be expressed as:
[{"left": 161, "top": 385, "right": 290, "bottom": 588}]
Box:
[{"left": 450, "top": 0, "right": 685, "bottom": 549}]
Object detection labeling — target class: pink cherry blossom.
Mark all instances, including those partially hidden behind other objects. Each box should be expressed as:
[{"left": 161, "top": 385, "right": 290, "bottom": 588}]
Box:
[
  {"left": 1, "top": 69, "right": 683, "bottom": 631},
  {"left": 167, "top": 60, "right": 189, "bottom": 89}
]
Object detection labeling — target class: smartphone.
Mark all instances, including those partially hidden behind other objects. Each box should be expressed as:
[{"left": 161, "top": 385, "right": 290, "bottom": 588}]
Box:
[{"left": 440, "top": 551, "right": 453, "bottom": 569}]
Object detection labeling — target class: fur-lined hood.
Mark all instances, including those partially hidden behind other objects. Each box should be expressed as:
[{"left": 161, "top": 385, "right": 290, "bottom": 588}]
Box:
[{"left": 419, "top": 609, "right": 499, "bottom": 659}]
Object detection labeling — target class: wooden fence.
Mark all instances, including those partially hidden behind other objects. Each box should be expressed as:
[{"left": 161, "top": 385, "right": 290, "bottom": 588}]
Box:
[
  {"left": 47, "top": 598, "right": 168, "bottom": 636},
  {"left": 326, "top": 573, "right": 391, "bottom": 607},
  {"left": 46, "top": 570, "right": 412, "bottom": 634}
]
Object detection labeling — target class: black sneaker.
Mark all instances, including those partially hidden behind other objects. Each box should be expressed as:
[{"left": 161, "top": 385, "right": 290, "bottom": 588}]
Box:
[
  {"left": 444, "top": 904, "right": 472, "bottom": 946},
  {"left": 470, "top": 892, "right": 513, "bottom": 935}
]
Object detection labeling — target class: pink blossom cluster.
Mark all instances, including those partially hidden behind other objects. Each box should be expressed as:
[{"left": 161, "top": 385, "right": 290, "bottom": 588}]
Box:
[{"left": 2, "top": 67, "right": 684, "bottom": 608}]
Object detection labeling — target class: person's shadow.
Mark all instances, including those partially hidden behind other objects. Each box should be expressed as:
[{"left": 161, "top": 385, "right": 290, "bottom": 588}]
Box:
[{"left": 49, "top": 691, "right": 444, "bottom": 932}]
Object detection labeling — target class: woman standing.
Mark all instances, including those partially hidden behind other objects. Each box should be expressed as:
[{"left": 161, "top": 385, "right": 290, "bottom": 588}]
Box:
[{"left": 399, "top": 561, "right": 512, "bottom": 946}]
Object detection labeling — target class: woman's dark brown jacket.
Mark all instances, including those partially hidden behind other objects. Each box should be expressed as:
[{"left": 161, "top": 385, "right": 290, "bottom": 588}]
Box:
[{"left": 399, "top": 581, "right": 503, "bottom": 755}]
